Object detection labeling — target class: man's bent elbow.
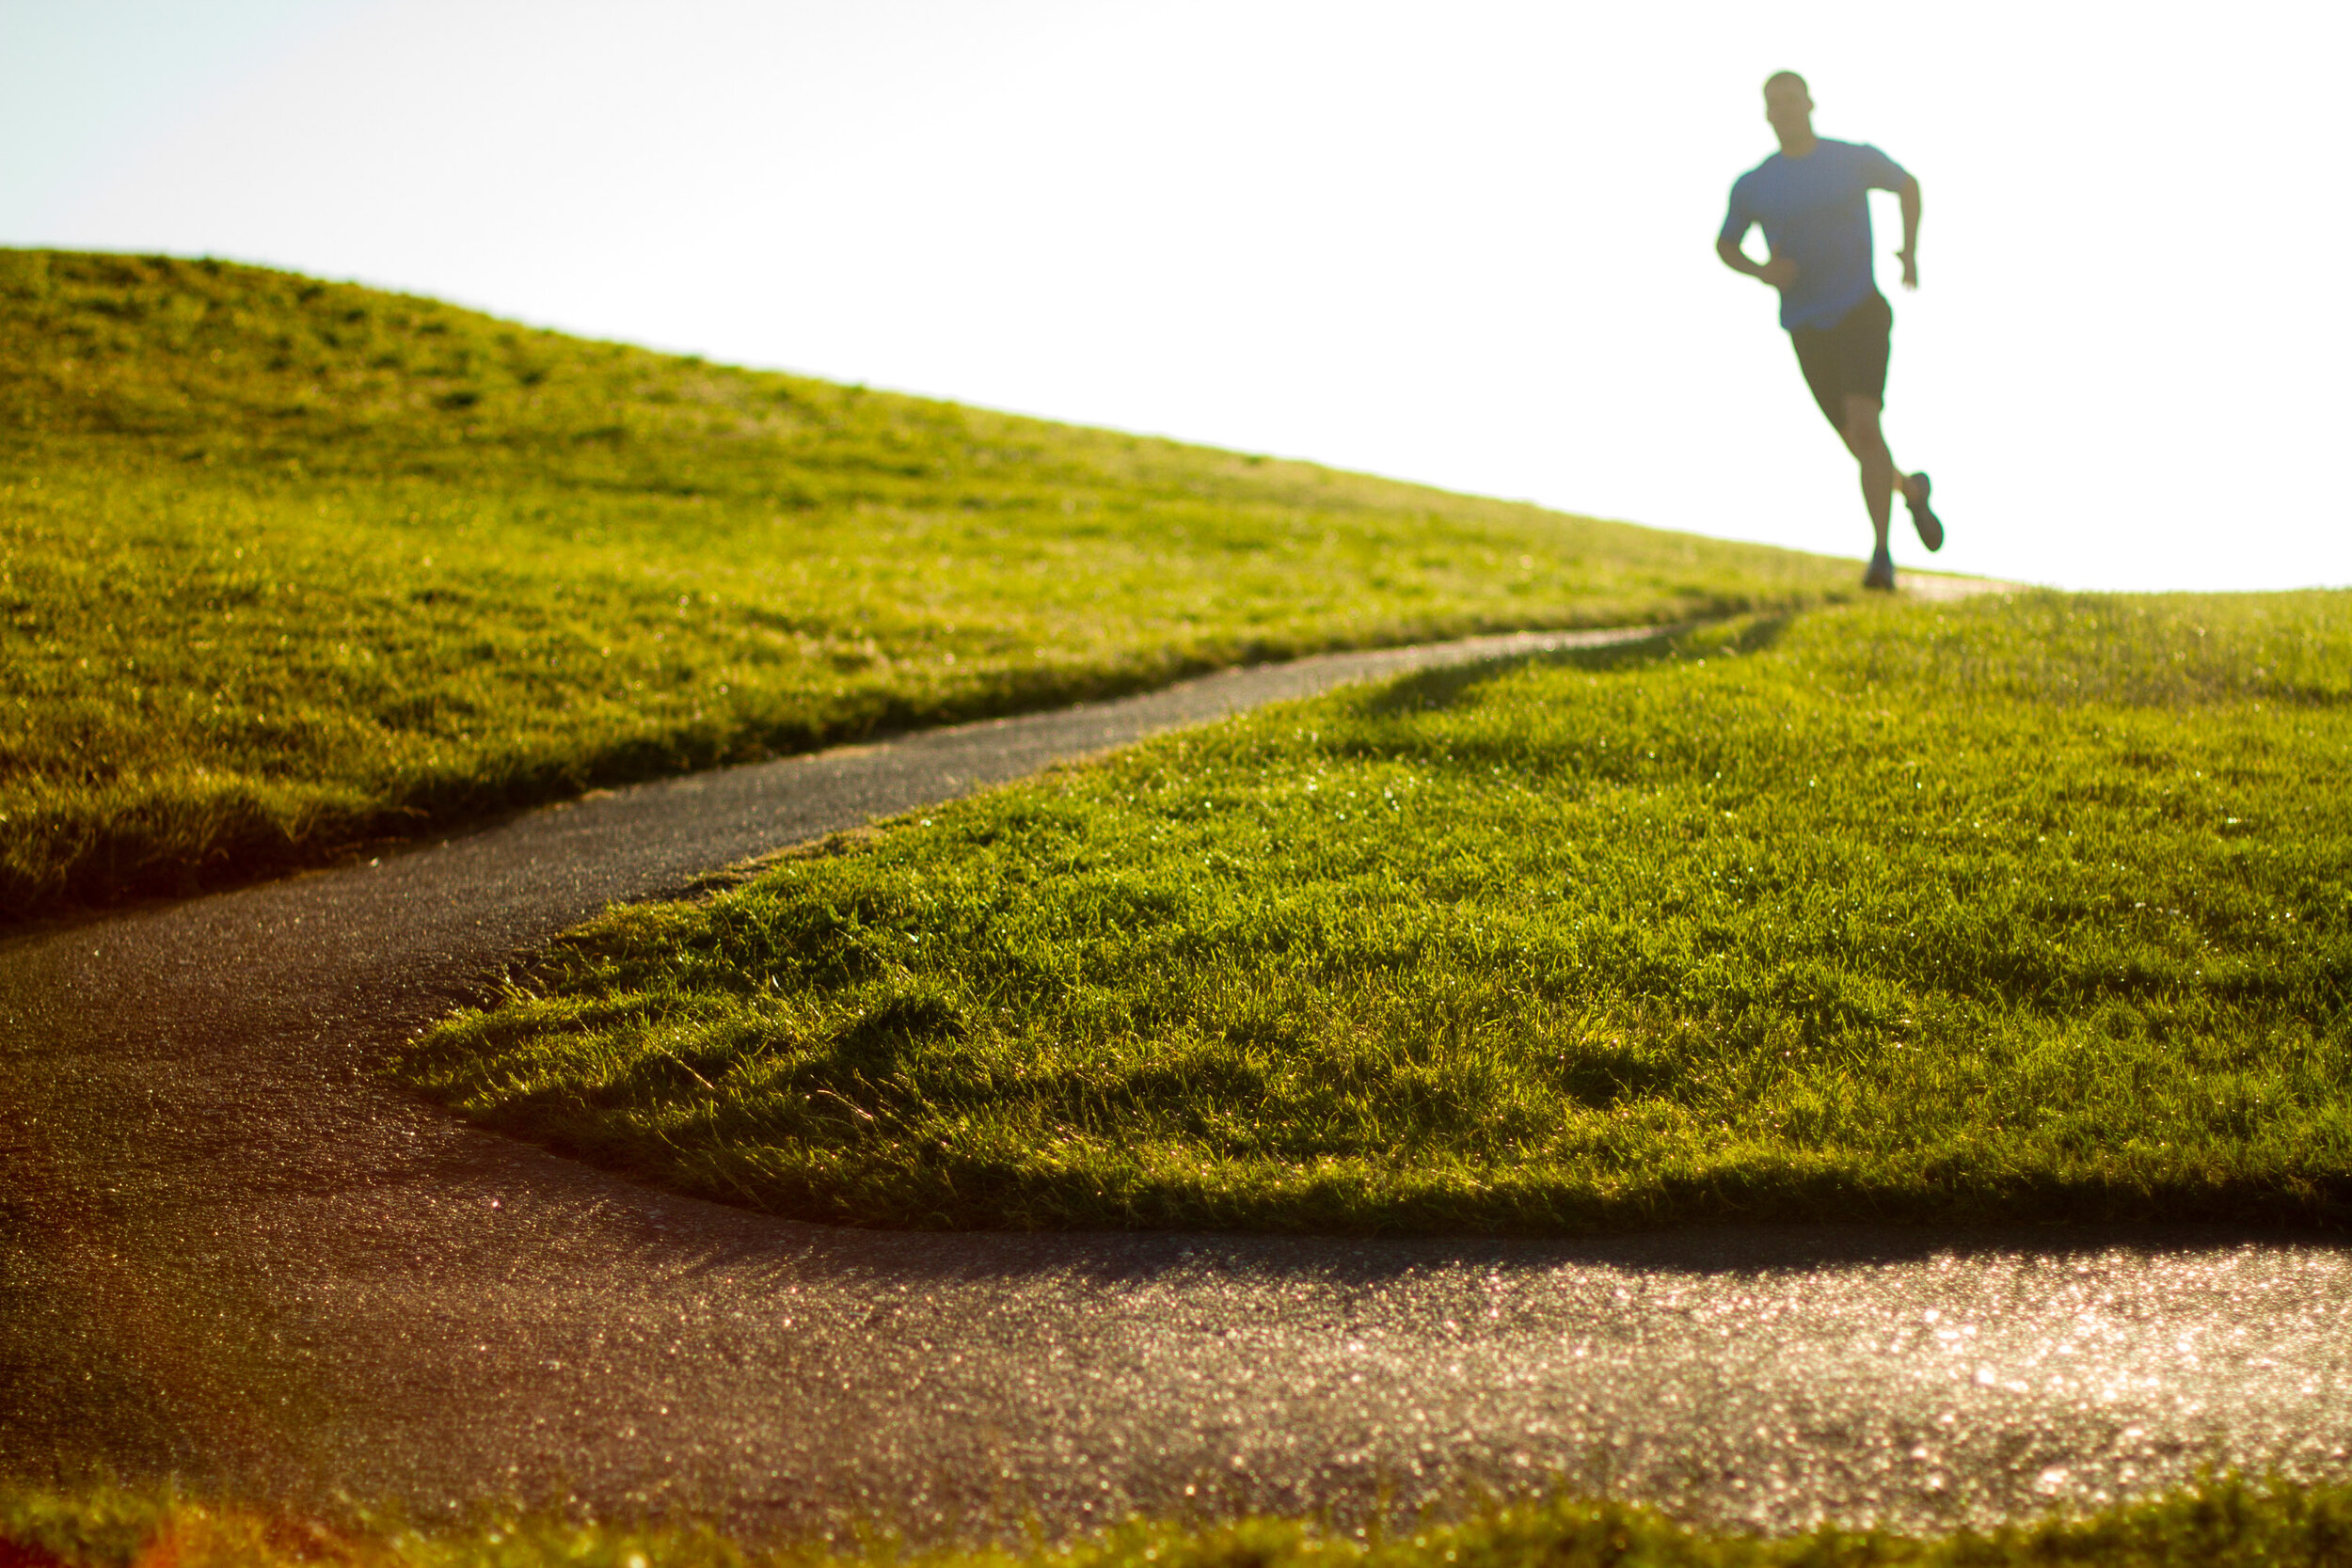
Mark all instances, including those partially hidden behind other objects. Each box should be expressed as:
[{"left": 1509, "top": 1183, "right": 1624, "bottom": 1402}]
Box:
[{"left": 1714, "top": 237, "right": 1747, "bottom": 271}]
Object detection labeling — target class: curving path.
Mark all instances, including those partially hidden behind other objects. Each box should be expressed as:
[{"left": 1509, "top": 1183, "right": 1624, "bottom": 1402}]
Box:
[{"left": 4, "top": 624, "right": 2350, "bottom": 1543}]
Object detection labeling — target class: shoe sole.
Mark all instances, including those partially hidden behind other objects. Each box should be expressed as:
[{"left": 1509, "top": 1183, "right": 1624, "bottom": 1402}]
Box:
[{"left": 1907, "top": 474, "right": 1944, "bottom": 553}]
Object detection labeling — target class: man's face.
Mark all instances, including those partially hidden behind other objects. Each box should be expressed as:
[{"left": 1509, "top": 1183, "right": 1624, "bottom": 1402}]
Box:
[{"left": 1764, "top": 79, "right": 1813, "bottom": 139}]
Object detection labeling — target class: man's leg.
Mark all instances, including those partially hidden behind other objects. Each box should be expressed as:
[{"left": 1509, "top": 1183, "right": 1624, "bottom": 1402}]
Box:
[
  {"left": 1838, "top": 393, "right": 1909, "bottom": 555},
  {"left": 1794, "top": 298, "right": 1931, "bottom": 581}
]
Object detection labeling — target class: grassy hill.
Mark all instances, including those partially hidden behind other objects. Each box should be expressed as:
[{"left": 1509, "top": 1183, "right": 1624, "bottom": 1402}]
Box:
[
  {"left": 0, "top": 250, "right": 1852, "bottom": 921},
  {"left": 404, "top": 592, "right": 2352, "bottom": 1234}
]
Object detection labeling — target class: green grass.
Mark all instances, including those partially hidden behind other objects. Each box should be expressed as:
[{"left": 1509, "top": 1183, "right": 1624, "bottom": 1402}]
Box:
[
  {"left": 401, "top": 592, "right": 2352, "bottom": 1233},
  {"left": 9, "top": 1478, "right": 2352, "bottom": 1568},
  {"left": 0, "top": 250, "right": 1852, "bottom": 921}
]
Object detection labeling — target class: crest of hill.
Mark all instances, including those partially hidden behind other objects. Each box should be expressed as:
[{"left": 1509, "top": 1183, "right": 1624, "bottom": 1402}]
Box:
[{"left": 0, "top": 247, "right": 1565, "bottom": 525}]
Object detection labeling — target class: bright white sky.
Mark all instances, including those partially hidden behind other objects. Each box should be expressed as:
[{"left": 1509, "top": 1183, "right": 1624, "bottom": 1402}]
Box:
[{"left": 3, "top": 1, "right": 2345, "bottom": 591}]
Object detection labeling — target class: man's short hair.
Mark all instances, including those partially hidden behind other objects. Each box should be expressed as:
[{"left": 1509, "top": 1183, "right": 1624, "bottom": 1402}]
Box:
[{"left": 1764, "top": 70, "right": 1809, "bottom": 96}]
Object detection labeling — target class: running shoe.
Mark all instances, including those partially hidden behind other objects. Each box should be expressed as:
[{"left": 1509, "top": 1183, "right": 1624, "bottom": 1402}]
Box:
[
  {"left": 1904, "top": 472, "right": 1944, "bottom": 552},
  {"left": 1863, "top": 548, "right": 1896, "bottom": 592}
]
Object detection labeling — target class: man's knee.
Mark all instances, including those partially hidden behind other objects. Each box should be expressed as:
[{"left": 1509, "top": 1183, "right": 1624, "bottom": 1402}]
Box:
[{"left": 1840, "top": 395, "right": 1886, "bottom": 457}]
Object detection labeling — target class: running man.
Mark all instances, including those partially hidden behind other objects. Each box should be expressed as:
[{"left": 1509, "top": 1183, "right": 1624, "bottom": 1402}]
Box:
[{"left": 1718, "top": 71, "right": 1942, "bottom": 590}]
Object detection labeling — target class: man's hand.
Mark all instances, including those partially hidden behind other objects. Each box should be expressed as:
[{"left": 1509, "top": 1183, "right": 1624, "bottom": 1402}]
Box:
[
  {"left": 1716, "top": 234, "right": 1793, "bottom": 291},
  {"left": 1897, "top": 247, "right": 1919, "bottom": 291}
]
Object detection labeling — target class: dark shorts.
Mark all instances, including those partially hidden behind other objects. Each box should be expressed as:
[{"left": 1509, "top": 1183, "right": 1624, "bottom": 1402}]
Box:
[{"left": 1789, "top": 291, "right": 1891, "bottom": 431}]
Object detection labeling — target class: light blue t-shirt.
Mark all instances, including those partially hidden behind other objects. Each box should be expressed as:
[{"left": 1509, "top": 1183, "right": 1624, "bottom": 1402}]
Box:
[{"left": 1720, "top": 139, "right": 1911, "bottom": 331}]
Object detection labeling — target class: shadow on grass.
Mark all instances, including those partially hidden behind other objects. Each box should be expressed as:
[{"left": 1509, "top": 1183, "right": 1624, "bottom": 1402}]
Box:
[{"left": 1356, "top": 615, "right": 1798, "bottom": 719}]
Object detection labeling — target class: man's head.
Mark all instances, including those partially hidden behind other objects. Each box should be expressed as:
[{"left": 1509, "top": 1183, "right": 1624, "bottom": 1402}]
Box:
[{"left": 1763, "top": 71, "right": 1814, "bottom": 147}]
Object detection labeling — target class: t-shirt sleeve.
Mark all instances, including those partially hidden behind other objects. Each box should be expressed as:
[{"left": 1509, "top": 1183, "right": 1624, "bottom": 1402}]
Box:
[
  {"left": 1719, "top": 177, "right": 1754, "bottom": 244},
  {"left": 1857, "top": 144, "right": 1912, "bottom": 191}
]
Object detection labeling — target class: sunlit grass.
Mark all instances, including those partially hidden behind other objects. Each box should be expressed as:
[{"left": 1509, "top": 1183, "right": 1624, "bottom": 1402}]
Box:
[
  {"left": 0, "top": 250, "right": 1851, "bottom": 919},
  {"left": 8, "top": 1477, "right": 2352, "bottom": 1567},
  {"left": 403, "top": 592, "right": 2352, "bottom": 1232}
]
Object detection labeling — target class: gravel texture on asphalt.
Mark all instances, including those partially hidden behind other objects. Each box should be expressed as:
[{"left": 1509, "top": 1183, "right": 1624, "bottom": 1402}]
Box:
[{"left": 4, "top": 623, "right": 2349, "bottom": 1542}]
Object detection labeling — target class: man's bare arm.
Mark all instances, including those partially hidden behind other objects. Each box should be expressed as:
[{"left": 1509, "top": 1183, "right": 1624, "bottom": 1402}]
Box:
[
  {"left": 1895, "top": 176, "right": 1921, "bottom": 289},
  {"left": 1717, "top": 234, "right": 1794, "bottom": 290}
]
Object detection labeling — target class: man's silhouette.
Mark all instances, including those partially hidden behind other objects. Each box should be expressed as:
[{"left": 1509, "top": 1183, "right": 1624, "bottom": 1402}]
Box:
[{"left": 1718, "top": 71, "right": 1942, "bottom": 591}]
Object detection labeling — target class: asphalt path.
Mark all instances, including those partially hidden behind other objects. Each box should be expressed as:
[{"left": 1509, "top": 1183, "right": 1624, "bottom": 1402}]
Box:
[{"left": 5, "top": 623, "right": 2350, "bottom": 1542}]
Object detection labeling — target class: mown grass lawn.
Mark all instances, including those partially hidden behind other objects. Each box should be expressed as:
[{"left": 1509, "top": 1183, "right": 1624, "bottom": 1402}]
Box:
[
  {"left": 402, "top": 592, "right": 2352, "bottom": 1233},
  {"left": 0, "top": 250, "right": 1851, "bottom": 920},
  {"left": 11, "top": 1477, "right": 2352, "bottom": 1568}
]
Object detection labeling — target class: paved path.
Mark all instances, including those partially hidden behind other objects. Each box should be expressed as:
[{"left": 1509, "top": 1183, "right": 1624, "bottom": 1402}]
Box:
[{"left": 4, "top": 624, "right": 2348, "bottom": 1543}]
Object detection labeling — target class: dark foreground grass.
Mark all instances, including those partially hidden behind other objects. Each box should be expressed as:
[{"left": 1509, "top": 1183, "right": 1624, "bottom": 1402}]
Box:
[
  {"left": 401, "top": 592, "right": 2352, "bottom": 1233},
  {"left": 0, "top": 250, "right": 1850, "bottom": 920},
  {"left": 8, "top": 1480, "right": 2352, "bottom": 1568}
]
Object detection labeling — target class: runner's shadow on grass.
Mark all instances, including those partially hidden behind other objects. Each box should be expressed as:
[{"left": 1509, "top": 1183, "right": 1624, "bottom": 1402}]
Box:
[{"left": 1358, "top": 615, "right": 1795, "bottom": 719}]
